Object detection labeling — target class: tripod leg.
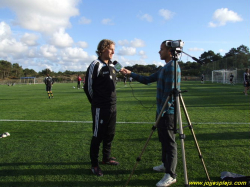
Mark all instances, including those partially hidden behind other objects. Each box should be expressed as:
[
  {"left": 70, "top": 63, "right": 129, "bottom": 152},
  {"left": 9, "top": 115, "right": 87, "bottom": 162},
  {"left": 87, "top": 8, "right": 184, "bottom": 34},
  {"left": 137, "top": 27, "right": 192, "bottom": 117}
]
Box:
[
  {"left": 179, "top": 94, "right": 211, "bottom": 181},
  {"left": 176, "top": 95, "right": 189, "bottom": 186},
  {"left": 124, "top": 95, "right": 172, "bottom": 187}
]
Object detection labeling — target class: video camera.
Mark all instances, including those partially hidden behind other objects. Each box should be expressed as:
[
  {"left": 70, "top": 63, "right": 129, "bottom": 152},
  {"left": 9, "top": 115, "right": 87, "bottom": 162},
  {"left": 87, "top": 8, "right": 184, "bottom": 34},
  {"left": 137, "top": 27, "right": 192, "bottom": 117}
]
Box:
[
  {"left": 165, "top": 40, "right": 184, "bottom": 59},
  {"left": 165, "top": 40, "right": 184, "bottom": 49}
]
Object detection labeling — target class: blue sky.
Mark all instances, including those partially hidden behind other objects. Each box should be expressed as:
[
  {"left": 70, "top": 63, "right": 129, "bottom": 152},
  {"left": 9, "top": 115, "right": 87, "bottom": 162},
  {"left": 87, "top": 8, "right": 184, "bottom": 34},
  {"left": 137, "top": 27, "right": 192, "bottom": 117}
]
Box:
[{"left": 0, "top": 0, "right": 249, "bottom": 72}]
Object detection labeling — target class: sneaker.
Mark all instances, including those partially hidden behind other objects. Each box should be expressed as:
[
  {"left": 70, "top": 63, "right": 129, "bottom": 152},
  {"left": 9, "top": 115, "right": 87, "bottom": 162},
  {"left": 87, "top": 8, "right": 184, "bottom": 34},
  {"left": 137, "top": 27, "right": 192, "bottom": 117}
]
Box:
[
  {"left": 153, "top": 163, "right": 165, "bottom": 172},
  {"left": 0, "top": 134, "right": 7, "bottom": 138},
  {"left": 91, "top": 166, "right": 103, "bottom": 177},
  {"left": 4, "top": 132, "right": 10, "bottom": 136},
  {"left": 102, "top": 157, "right": 119, "bottom": 165},
  {"left": 156, "top": 174, "right": 176, "bottom": 187}
]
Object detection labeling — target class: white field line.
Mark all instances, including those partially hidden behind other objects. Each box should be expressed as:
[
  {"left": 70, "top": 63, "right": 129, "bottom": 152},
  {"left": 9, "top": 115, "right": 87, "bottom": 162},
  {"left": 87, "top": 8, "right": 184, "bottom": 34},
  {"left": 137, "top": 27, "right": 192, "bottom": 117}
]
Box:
[{"left": 0, "top": 119, "right": 249, "bottom": 125}]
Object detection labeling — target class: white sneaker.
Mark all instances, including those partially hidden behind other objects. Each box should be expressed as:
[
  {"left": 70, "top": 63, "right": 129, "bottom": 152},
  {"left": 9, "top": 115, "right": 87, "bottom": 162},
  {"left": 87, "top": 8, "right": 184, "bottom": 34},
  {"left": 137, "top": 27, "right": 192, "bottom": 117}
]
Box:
[
  {"left": 153, "top": 163, "right": 165, "bottom": 172},
  {"left": 156, "top": 173, "right": 176, "bottom": 187},
  {"left": 0, "top": 134, "right": 7, "bottom": 138},
  {"left": 4, "top": 132, "right": 10, "bottom": 136}
]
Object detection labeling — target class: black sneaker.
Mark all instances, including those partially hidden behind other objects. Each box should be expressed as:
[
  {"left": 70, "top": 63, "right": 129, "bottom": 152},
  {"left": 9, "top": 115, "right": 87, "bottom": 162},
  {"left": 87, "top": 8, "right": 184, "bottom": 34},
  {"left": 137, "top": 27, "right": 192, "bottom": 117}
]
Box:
[{"left": 91, "top": 166, "right": 103, "bottom": 177}]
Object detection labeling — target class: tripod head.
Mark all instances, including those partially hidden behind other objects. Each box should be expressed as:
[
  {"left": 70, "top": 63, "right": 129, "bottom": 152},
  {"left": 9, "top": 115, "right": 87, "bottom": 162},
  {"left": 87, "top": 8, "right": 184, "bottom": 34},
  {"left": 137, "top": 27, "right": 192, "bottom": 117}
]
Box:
[
  {"left": 166, "top": 40, "right": 204, "bottom": 65},
  {"left": 165, "top": 40, "right": 184, "bottom": 61}
]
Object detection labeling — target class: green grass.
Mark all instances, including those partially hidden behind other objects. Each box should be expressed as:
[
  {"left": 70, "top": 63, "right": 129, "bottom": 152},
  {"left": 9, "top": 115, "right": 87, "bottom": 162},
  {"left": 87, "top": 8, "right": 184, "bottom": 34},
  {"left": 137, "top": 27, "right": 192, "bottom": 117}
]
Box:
[{"left": 0, "top": 81, "right": 249, "bottom": 187}]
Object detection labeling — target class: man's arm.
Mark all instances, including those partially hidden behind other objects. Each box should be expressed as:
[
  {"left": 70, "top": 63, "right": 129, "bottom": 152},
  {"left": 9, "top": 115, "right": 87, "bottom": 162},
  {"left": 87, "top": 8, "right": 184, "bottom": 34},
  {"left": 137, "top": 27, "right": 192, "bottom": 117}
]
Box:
[
  {"left": 120, "top": 68, "right": 158, "bottom": 84},
  {"left": 84, "top": 61, "right": 99, "bottom": 103}
]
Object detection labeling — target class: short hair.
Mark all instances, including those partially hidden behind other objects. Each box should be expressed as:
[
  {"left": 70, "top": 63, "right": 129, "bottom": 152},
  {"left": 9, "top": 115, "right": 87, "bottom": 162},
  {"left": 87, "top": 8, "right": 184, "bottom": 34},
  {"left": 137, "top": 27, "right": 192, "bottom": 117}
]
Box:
[
  {"left": 162, "top": 40, "right": 173, "bottom": 49},
  {"left": 96, "top": 39, "right": 115, "bottom": 57}
]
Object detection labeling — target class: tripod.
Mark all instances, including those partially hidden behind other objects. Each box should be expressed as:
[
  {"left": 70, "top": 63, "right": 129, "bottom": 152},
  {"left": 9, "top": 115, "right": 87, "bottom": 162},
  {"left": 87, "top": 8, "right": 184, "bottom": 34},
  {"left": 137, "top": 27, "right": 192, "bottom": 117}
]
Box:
[{"left": 124, "top": 47, "right": 210, "bottom": 187}]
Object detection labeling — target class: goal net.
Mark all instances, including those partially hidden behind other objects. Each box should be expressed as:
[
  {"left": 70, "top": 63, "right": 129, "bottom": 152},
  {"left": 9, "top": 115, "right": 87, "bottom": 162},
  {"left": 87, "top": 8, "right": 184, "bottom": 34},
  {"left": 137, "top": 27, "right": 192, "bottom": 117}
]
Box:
[
  {"left": 20, "top": 77, "right": 36, "bottom": 84},
  {"left": 212, "top": 69, "right": 237, "bottom": 84}
]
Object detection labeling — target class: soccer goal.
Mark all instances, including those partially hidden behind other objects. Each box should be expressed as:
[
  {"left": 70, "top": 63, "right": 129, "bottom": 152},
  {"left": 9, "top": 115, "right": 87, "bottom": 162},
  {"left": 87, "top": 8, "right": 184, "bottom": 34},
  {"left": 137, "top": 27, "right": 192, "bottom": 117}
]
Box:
[
  {"left": 20, "top": 77, "right": 36, "bottom": 84},
  {"left": 212, "top": 69, "right": 237, "bottom": 84}
]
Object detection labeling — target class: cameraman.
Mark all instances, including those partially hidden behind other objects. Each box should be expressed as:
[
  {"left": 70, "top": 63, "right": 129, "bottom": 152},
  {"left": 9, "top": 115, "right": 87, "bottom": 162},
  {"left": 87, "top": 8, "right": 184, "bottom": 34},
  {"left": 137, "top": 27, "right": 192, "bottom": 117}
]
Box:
[{"left": 120, "top": 40, "right": 181, "bottom": 187}]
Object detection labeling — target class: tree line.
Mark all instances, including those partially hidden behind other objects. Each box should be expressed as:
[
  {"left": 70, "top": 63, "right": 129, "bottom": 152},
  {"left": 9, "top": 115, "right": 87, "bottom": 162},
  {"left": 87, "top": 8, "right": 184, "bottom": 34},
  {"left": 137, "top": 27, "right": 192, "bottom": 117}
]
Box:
[{"left": 0, "top": 45, "right": 249, "bottom": 80}]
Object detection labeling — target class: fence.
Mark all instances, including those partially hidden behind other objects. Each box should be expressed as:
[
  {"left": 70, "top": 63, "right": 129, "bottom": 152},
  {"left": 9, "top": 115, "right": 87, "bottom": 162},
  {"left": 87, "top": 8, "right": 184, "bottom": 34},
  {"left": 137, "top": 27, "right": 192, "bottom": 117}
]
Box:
[{"left": 201, "top": 53, "right": 250, "bottom": 83}]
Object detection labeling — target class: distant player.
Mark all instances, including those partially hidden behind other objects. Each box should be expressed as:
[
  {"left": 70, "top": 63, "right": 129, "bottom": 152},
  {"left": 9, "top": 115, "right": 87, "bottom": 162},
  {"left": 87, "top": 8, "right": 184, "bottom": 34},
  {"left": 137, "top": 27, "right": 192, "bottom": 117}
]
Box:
[
  {"left": 44, "top": 74, "right": 54, "bottom": 99},
  {"left": 123, "top": 76, "right": 127, "bottom": 85},
  {"left": 77, "top": 75, "right": 82, "bottom": 89},
  {"left": 201, "top": 74, "right": 204, "bottom": 84},
  {"left": 244, "top": 68, "right": 249, "bottom": 95},
  {"left": 229, "top": 73, "right": 234, "bottom": 85},
  {"left": 129, "top": 77, "right": 133, "bottom": 83}
]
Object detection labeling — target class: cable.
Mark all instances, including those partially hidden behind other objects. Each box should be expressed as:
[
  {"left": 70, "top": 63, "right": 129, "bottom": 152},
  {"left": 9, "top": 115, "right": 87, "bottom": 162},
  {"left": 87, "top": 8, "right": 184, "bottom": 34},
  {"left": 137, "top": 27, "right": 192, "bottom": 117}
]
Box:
[{"left": 128, "top": 81, "right": 156, "bottom": 109}]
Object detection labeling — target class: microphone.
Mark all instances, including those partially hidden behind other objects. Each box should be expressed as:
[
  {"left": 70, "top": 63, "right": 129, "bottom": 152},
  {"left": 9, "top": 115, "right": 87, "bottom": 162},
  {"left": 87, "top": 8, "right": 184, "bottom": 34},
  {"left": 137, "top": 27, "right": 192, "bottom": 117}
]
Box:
[
  {"left": 112, "top": 60, "right": 123, "bottom": 72},
  {"left": 181, "top": 51, "right": 204, "bottom": 65},
  {"left": 192, "top": 57, "right": 204, "bottom": 65}
]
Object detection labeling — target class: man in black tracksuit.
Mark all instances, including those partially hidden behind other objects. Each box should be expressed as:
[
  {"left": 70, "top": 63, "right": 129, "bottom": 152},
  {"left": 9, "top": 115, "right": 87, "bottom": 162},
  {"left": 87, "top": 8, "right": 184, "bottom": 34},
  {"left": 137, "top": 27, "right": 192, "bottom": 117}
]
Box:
[{"left": 84, "top": 39, "right": 119, "bottom": 177}]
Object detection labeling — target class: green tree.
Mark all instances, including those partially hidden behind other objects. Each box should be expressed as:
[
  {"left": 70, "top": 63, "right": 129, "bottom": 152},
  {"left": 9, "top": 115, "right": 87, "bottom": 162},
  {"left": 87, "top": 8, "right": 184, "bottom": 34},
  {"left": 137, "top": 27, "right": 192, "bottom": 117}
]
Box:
[
  {"left": 23, "top": 68, "right": 38, "bottom": 77},
  {"left": 199, "top": 50, "right": 222, "bottom": 64},
  {"left": 0, "top": 60, "right": 12, "bottom": 79},
  {"left": 12, "top": 63, "right": 23, "bottom": 77}
]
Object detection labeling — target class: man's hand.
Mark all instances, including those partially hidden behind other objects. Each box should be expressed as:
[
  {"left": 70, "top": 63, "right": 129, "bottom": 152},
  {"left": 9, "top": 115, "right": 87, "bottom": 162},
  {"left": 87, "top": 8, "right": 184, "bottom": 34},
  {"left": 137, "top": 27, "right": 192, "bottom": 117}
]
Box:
[{"left": 120, "top": 68, "right": 132, "bottom": 75}]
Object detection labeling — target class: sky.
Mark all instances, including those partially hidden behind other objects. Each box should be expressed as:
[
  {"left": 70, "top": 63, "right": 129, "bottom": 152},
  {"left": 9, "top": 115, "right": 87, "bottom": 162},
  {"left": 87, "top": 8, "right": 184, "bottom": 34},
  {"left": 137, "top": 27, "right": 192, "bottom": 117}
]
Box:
[{"left": 0, "top": 0, "right": 249, "bottom": 72}]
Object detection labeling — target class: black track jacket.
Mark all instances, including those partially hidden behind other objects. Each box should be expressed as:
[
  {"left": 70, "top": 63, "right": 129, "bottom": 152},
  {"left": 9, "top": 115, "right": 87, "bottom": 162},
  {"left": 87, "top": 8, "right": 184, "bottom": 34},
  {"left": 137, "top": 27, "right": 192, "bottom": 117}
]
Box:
[{"left": 84, "top": 58, "right": 117, "bottom": 107}]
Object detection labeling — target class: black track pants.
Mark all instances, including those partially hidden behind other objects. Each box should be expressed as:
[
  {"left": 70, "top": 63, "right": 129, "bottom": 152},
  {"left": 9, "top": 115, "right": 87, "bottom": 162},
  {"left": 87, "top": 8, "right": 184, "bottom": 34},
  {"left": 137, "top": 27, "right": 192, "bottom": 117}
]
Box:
[{"left": 90, "top": 105, "right": 116, "bottom": 167}]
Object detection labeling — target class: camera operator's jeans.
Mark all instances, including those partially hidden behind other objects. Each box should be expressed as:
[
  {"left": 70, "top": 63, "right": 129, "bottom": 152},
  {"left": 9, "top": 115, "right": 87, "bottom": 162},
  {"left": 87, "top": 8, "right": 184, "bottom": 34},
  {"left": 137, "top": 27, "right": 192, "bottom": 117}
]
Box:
[{"left": 157, "top": 114, "right": 177, "bottom": 179}]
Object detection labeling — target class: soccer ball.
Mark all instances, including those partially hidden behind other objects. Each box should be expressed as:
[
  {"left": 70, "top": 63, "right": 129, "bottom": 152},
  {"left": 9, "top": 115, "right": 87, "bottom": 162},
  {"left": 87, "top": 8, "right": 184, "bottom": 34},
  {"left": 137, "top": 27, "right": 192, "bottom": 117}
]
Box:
[{"left": 73, "top": 86, "right": 75, "bottom": 89}]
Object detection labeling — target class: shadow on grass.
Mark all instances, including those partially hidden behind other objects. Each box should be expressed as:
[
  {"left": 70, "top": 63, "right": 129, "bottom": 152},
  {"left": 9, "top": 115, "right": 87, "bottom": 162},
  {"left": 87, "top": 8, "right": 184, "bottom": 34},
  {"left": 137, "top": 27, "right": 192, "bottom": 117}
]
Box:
[
  {"left": 0, "top": 162, "right": 158, "bottom": 187},
  {"left": 185, "top": 131, "right": 249, "bottom": 141}
]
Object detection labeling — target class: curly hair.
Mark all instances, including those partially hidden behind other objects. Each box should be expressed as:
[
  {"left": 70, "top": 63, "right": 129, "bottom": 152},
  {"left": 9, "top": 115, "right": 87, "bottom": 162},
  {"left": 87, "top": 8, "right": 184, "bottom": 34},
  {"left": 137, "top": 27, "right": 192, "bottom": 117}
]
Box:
[{"left": 96, "top": 39, "right": 115, "bottom": 57}]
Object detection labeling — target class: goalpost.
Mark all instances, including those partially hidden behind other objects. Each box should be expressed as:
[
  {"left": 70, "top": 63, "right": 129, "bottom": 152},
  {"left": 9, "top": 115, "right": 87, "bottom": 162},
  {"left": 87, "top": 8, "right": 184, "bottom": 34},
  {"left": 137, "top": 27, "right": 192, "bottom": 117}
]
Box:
[
  {"left": 20, "top": 77, "right": 36, "bottom": 84},
  {"left": 212, "top": 69, "right": 237, "bottom": 84}
]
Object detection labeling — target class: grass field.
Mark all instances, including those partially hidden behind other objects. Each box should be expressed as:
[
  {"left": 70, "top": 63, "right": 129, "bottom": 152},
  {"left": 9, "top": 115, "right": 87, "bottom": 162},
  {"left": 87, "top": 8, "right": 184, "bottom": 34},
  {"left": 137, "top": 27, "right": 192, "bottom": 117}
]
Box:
[{"left": 0, "top": 81, "right": 249, "bottom": 187}]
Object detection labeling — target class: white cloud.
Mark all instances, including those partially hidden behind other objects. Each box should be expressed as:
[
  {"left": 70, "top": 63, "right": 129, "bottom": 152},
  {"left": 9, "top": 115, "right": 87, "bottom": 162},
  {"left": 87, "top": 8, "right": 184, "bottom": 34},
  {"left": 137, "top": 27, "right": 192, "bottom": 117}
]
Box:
[
  {"left": 188, "top": 48, "right": 204, "bottom": 52},
  {"left": 77, "top": 41, "right": 88, "bottom": 48},
  {"left": 0, "top": 38, "right": 28, "bottom": 59},
  {"left": 138, "top": 50, "right": 147, "bottom": 59},
  {"left": 0, "top": 21, "right": 12, "bottom": 40},
  {"left": 118, "top": 46, "right": 136, "bottom": 56},
  {"left": 159, "top": 9, "right": 175, "bottom": 20},
  {"left": 79, "top": 16, "right": 91, "bottom": 24},
  {"left": 0, "top": 22, "right": 28, "bottom": 59},
  {"left": 0, "top": 0, "right": 80, "bottom": 34},
  {"left": 102, "top": 18, "right": 114, "bottom": 25},
  {"left": 119, "top": 56, "right": 147, "bottom": 67},
  {"left": 130, "top": 38, "right": 145, "bottom": 48},
  {"left": 208, "top": 8, "right": 243, "bottom": 27},
  {"left": 40, "top": 44, "right": 58, "bottom": 60},
  {"left": 152, "top": 61, "right": 164, "bottom": 67},
  {"left": 27, "top": 48, "right": 38, "bottom": 58},
  {"left": 50, "top": 28, "right": 74, "bottom": 48},
  {"left": 118, "top": 38, "right": 145, "bottom": 48},
  {"left": 139, "top": 13, "right": 153, "bottom": 22},
  {"left": 118, "top": 39, "right": 130, "bottom": 46},
  {"left": 219, "top": 49, "right": 226, "bottom": 53},
  {"left": 20, "top": 33, "right": 39, "bottom": 46},
  {"left": 61, "top": 47, "right": 89, "bottom": 61}
]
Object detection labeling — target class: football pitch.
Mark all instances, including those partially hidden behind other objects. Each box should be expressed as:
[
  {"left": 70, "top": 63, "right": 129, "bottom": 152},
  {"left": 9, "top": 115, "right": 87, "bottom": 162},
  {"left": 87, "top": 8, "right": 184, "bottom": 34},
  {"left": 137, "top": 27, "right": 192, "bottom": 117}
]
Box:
[{"left": 0, "top": 81, "right": 249, "bottom": 187}]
